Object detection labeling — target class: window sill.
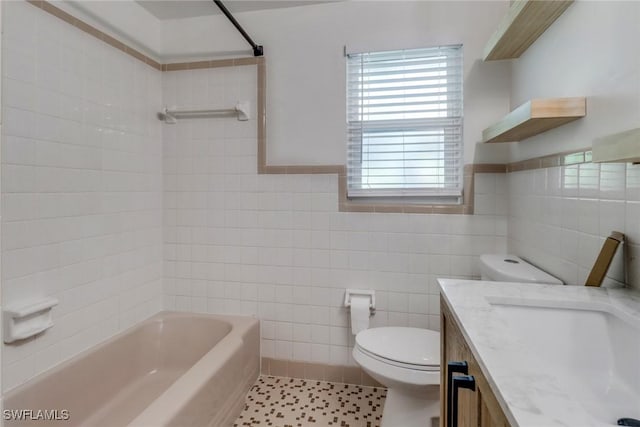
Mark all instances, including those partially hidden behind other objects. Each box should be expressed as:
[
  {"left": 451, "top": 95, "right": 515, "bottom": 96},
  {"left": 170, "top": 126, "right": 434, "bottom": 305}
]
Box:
[
  {"left": 252, "top": 60, "right": 507, "bottom": 215},
  {"left": 339, "top": 201, "right": 472, "bottom": 214},
  {"left": 337, "top": 166, "right": 476, "bottom": 214}
]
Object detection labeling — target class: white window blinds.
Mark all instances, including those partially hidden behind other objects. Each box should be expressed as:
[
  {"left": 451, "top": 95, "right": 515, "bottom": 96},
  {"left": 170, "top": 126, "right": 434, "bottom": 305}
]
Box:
[{"left": 346, "top": 45, "right": 463, "bottom": 200}]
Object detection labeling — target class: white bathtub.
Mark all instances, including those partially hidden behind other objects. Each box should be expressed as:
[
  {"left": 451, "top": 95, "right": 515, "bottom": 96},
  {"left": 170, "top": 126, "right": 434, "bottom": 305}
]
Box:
[{"left": 3, "top": 312, "right": 260, "bottom": 427}]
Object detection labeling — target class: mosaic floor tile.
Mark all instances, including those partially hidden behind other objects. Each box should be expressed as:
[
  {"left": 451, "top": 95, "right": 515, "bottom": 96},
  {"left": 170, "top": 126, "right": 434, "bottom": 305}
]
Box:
[{"left": 233, "top": 375, "right": 387, "bottom": 427}]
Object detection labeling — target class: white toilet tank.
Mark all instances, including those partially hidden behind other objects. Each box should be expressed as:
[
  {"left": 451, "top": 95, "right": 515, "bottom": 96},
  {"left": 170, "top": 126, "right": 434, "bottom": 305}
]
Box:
[{"left": 480, "top": 254, "right": 563, "bottom": 285}]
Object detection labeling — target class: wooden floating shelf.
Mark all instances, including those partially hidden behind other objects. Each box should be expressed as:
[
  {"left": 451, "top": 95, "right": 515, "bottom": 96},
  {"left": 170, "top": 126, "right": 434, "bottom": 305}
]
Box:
[
  {"left": 483, "top": 0, "right": 574, "bottom": 61},
  {"left": 592, "top": 128, "right": 640, "bottom": 163},
  {"left": 482, "top": 97, "right": 586, "bottom": 143}
]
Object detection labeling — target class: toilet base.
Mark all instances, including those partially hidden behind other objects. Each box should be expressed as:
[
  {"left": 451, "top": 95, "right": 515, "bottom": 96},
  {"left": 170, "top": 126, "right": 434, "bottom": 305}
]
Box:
[{"left": 381, "top": 386, "right": 440, "bottom": 427}]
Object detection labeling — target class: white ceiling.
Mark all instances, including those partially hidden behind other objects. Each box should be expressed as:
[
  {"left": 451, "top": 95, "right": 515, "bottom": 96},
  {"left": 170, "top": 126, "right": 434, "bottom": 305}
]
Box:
[{"left": 136, "top": 0, "right": 339, "bottom": 20}]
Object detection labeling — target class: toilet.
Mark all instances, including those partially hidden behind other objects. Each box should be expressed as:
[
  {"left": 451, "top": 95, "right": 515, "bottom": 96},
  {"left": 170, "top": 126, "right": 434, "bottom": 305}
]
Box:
[
  {"left": 352, "top": 254, "right": 562, "bottom": 427},
  {"left": 353, "top": 327, "right": 441, "bottom": 427}
]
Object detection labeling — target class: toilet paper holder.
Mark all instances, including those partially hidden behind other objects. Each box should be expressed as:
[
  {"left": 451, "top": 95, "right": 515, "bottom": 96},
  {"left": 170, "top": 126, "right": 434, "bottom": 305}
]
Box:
[{"left": 344, "top": 289, "right": 376, "bottom": 314}]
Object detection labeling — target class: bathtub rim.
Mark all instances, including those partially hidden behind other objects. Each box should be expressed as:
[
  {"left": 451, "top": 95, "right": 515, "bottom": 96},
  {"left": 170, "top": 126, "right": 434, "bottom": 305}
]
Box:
[
  {"left": 3, "top": 311, "right": 259, "bottom": 426},
  {"left": 127, "top": 311, "right": 259, "bottom": 426}
]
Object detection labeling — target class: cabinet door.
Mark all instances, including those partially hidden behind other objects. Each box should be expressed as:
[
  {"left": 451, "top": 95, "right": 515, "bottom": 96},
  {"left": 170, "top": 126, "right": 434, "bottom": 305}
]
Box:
[
  {"left": 441, "top": 300, "right": 478, "bottom": 427},
  {"left": 441, "top": 296, "right": 512, "bottom": 427},
  {"left": 478, "top": 390, "right": 508, "bottom": 427}
]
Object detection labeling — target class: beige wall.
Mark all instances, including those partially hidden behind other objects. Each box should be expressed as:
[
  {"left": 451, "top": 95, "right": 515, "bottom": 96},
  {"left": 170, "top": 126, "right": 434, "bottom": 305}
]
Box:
[
  {"left": 508, "top": 0, "right": 640, "bottom": 162},
  {"left": 161, "top": 1, "right": 512, "bottom": 166},
  {"left": 506, "top": 1, "right": 640, "bottom": 290}
]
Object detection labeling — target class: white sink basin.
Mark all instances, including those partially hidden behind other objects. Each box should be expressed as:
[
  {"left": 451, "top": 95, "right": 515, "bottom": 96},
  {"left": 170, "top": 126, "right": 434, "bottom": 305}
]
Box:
[{"left": 486, "top": 297, "right": 640, "bottom": 425}]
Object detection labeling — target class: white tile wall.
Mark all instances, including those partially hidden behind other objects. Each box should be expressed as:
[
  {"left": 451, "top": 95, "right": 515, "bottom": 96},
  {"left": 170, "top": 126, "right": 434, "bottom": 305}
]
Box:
[
  {"left": 508, "top": 162, "right": 640, "bottom": 291},
  {"left": 162, "top": 65, "right": 508, "bottom": 367},
  {"left": 1, "top": 2, "right": 163, "bottom": 391},
  {"left": 1, "top": 0, "right": 635, "bottom": 401}
]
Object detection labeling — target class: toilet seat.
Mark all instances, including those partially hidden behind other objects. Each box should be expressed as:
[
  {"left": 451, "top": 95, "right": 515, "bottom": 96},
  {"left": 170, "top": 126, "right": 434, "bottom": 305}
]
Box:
[
  {"left": 356, "top": 345, "right": 439, "bottom": 371},
  {"left": 353, "top": 327, "right": 441, "bottom": 426},
  {"left": 355, "top": 327, "right": 440, "bottom": 369},
  {"left": 353, "top": 327, "right": 441, "bottom": 387}
]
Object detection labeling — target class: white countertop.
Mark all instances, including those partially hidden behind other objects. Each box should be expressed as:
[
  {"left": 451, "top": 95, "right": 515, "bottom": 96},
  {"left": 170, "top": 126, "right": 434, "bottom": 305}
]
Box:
[{"left": 438, "top": 279, "right": 640, "bottom": 427}]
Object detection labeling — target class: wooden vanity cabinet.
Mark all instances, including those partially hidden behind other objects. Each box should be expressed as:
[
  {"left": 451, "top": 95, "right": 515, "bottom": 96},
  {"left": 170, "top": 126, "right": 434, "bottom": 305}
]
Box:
[{"left": 440, "top": 296, "right": 511, "bottom": 427}]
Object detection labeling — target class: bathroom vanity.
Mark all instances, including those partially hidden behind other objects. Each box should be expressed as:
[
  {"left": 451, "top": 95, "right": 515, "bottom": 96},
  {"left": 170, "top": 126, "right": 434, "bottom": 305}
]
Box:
[
  {"left": 440, "top": 296, "right": 510, "bottom": 427},
  {"left": 439, "top": 279, "right": 640, "bottom": 427}
]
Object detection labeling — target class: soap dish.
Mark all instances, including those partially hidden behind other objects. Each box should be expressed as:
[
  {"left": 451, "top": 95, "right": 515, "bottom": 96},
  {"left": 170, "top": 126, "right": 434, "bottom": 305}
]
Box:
[{"left": 3, "top": 297, "right": 59, "bottom": 343}]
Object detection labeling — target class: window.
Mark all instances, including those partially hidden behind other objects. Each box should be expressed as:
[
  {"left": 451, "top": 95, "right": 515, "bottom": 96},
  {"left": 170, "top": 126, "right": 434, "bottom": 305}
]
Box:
[{"left": 346, "top": 45, "right": 463, "bottom": 202}]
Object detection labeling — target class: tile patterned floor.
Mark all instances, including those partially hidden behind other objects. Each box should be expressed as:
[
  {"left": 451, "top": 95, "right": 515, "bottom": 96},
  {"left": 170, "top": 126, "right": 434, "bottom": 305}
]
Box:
[{"left": 234, "top": 375, "right": 387, "bottom": 427}]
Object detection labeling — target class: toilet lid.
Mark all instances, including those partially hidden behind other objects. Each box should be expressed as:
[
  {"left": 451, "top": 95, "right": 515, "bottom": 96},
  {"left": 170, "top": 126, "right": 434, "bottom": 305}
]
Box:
[{"left": 355, "top": 327, "right": 440, "bottom": 367}]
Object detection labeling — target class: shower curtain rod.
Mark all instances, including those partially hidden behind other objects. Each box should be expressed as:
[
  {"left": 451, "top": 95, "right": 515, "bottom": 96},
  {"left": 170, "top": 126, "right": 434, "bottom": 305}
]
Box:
[{"left": 213, "top": 0, "right": 264, "bottom": 57}]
